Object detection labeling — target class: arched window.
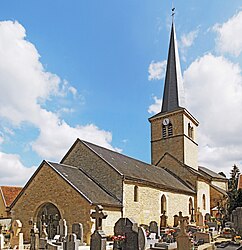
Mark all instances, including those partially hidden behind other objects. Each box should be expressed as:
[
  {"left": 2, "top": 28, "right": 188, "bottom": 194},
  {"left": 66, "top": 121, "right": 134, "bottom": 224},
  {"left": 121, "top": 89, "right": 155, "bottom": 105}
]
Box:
[
  {"left": 134, "top": 185, "right": 138, "bottom": 202},
  {"left": 189, "top": 197, "right": 193, "bottom": 215},
  {"left": 161, "top": 194, "right": 167, "bottom": 214},
  {"left": 202, "top": 194, "right": 206, "bottom": 210},
  {"left": 168, "top": 123, "right": 173, "bottom": 136}
]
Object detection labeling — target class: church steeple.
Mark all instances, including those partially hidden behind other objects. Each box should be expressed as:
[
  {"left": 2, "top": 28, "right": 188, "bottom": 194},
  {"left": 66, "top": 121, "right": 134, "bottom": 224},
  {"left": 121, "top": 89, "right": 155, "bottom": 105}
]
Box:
[
  {"left": 161, "top": 19, "right": 185, "bottom": 113},
  {"left": 149, "top": 12, "right": 199, "bottom": 170}
]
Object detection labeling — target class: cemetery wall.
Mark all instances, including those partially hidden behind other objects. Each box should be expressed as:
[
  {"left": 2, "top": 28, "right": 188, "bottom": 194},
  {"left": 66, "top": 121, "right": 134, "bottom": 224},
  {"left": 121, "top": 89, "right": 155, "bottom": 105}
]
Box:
[
  {"left": 62, "top": 140, "right": 123, "bottom": 201},
  {"left": 211, "top": 180, "right": 227, "bottom": 191},
  {"left": 0, "top": 194, "right": 7, "bottom": 218},
  {"left": 11, "top": 163, "right": 93, "bottom": 244},
  {"left": 123, "top": 183, "right": 193, "bottom": 226},
  {"left": 197, "top": 181, "right": 210, "bottom": 216}
]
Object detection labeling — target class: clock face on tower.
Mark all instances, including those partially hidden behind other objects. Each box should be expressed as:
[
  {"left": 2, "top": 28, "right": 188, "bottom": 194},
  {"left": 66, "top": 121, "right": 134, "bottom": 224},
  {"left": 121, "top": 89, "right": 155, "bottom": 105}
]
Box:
[{"left": 163, "top": 118, "right": 170, "bottom": 126}]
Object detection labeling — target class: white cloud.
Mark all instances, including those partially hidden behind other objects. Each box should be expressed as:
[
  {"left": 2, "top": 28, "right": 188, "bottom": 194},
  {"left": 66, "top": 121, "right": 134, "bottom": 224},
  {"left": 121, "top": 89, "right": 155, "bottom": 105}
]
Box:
[
  {"left": 0, "top": 152, "right": 36, "bottom": 185},
  {"left": 184, "top": 53, "right": 242, "bottom": 175},
  {"left": 148, "top": 60, "right": 167, "bottom": 81},
  {"left": 213, "top": 11, "right": 242, "bottom": 57},
  {"left": 148, "top": 96, "right": 161, "bottom": 114},
  {"left": 0, "top": 20, "right": 119, "bottom": 184},
  {"left": 180, "top": 29, "right": 199, "bottom": 48}
]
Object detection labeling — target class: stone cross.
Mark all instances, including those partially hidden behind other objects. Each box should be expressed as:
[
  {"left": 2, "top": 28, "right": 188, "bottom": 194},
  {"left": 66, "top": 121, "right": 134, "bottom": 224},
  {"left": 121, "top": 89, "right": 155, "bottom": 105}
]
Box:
[
  {"left": 178, "top": 212, "right": 189, "bottom": 236},
  {"left": 91, "top": 205, "right": 107, "bottom": 231}
]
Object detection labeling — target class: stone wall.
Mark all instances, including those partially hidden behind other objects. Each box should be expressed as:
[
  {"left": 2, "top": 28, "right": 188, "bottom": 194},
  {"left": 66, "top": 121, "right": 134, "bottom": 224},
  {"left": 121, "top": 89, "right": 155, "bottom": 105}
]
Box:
[
  {"left": 62, "top": 140, "right": 123, "bottom": 201},
  {"left": 11, "top": 163, "right": 93, "bottom": 244},
  {"left": 197, "top": 181, "right": 210, "bottom": 216},
  {"left": 123, "top": 182, "right": 193, "bottom": 227}
]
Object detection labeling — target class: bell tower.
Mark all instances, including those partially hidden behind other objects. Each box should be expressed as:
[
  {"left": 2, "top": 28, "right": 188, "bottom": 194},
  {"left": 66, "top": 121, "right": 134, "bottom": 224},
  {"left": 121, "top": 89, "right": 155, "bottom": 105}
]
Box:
[{"left": 149, "top": 16, "right": 199, "bottom": 170}]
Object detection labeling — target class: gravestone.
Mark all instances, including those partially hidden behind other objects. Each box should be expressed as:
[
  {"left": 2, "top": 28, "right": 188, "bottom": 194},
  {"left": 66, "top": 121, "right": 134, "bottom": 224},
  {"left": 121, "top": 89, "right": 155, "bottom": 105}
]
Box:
[
  {"left": 90, "top": 205, "right": 108, "bottom": 250},
  {"left": 194, "top": 232, "right": 211, "bottom": 244},
  {"left": 57, "top": 219, "right": 68, "bottom": 241},
  {"left": 205, "top": 213, "right": 211, "bottom": 223},
  {"left": 72, "top": 223, "right": 83, "bottom": 244},
  {"left": 232, "top": 207, "right": 242, "bottom": 235},
  {"left": 176, "top": 212, "right": 191, "bottom": 250},
  {"left": 30, "top": 223, "right": 39, "bottom": 250},
  {"left": 39, "top": 223, "right": 48, "bottom": 249},
  {"left": 196, "top": 207, "right": 203, "bottom": 227},
  {"left": 149, "top": 221, "right": 159, "bottom": 239},
  {"left": 10, "top": 219, "right": 22, "bottom": 248},
  {"left": 114, "top": 218, "right": 139, "bottom": 250},
  {"left": 90, "top": 230, "right": 106, "bottom": 250},
  {"left": 63, "top": 233, "right": 80, "bottom": 250},
  {"left": 138, "top": 227, "right": 147, "bottom": 250},
  {"left": 160, "top": 211, "right": 168, "bottom": 228},
  {"left": 47, "top": 242, "right": 60, "bottom": 250},
  {"left": 18, "top": 233, "right": 24, "bottom": 250},
  {"left": 173, "top": 215, "right": 179, "bottom": 227}
]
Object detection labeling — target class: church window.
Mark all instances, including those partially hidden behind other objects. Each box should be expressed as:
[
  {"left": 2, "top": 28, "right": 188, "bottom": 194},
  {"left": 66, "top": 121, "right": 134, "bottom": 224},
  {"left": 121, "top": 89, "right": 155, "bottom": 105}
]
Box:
[
  {"left": 162, "top": 125, "right": 167, "bottom": 138},
  {"left": 161, "top": 194, "right": 167, "bottom": 214},
  {"left": 189, "top": 197, "right": 193, "bottom": 215},
  {"left": 134, "top": 185, "right": 138, "bottom": 202},
  {"left": 202, "top": 194, "right": 206, "bottom": 210},
  {"left": 168, "top": 123, "right": 173, "bottom": 136},
  {"left": 188, "top": 123, "right": 194, "bottom": 139}
]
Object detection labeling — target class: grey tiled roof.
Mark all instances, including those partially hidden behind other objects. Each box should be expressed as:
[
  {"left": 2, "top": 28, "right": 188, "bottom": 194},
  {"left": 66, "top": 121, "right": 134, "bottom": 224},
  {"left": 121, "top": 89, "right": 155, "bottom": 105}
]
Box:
[
  {"left": 198, "top": 166, "right": 227, "bottom": 180},
  {"left": 82, "top": 140, "right": 194, "bottom": 194},
  {"left": 48, "top": 161, "right": 122, "bottom": 207}
]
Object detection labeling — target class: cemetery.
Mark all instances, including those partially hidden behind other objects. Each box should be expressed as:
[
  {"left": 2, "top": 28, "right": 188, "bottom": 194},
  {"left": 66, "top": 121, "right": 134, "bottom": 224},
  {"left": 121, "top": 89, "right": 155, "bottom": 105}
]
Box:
[{"left": 0, "top": 205, "right": 242, "bottom": 249}]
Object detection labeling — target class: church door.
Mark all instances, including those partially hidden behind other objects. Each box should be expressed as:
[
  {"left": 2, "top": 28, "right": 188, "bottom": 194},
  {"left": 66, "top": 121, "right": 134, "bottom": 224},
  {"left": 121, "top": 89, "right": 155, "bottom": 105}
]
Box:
[{"left": 36, "top": 203, "right": 61, "bottom": 239}]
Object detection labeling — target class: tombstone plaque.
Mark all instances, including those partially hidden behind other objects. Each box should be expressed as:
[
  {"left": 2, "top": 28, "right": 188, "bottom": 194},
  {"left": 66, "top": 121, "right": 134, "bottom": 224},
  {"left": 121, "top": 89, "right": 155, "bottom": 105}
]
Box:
[
  {"left": 90, "top": 230, "right": 106, "bottom": 250},
  {"left": 63, "top": 233, "right": 80, "bottom": 250}
]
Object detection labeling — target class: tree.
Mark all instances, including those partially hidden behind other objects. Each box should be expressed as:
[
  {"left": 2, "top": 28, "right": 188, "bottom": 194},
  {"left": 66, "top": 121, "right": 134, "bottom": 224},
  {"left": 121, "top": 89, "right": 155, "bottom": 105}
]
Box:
[{"left": 227, "top": 164, "right": 240, "bottom": 214}]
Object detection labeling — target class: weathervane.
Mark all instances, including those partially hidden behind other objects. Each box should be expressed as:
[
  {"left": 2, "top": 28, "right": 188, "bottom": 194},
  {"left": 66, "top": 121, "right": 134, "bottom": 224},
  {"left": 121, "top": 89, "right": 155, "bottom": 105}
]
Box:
[{"left": 171, "top": 1, "right": 175, "bottom": 22}]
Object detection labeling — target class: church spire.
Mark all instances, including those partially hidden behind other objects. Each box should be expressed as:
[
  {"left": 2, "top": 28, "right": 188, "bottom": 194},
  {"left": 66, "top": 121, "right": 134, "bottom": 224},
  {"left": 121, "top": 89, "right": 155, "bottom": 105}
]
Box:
[{"left": 161, "top": 13, "right": 185, "bottom": 113}]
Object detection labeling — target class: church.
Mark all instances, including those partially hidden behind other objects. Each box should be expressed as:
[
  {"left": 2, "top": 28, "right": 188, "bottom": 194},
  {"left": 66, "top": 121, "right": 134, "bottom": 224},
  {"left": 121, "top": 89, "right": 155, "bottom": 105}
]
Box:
[{"left": 9, "top": 18, "right": 228, "bottom": 244}]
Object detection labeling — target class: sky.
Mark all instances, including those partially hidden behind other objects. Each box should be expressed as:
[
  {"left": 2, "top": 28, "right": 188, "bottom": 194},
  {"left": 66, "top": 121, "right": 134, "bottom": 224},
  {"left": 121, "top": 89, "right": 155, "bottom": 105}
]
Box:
[{"left": 0, "top": 0, "right": 242, "bottom": 185}]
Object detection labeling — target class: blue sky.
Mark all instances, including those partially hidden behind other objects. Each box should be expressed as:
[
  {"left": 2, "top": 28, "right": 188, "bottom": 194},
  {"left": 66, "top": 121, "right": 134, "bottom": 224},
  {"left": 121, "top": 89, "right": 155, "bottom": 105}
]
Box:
[{"left": 0, "top": 0, "right": 242, "bottom": 185}]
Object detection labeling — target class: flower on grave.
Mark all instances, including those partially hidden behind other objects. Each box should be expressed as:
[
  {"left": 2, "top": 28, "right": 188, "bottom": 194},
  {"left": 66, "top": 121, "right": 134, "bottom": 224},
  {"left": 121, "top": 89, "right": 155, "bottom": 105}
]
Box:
[
  {"left": 112, "top": 235, "right": 126, "bottom": 242},
  {"left": 235, "top": 235, "right": 241, "bottom": 239}
]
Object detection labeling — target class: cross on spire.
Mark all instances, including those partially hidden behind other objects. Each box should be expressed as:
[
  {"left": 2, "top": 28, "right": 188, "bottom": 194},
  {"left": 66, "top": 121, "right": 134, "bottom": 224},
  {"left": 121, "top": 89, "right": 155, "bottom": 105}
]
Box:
[{"left": 91, "top": 205, "right": 108, "bottom": 231}]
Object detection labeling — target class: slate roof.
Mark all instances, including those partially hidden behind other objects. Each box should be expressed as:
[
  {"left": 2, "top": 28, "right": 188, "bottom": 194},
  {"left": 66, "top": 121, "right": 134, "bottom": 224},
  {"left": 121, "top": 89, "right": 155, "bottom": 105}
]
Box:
[
  {"left": 48, "top": 162, "right": 122, "bottom": 207},
  {"left": 198, "top": 166, "right": 227, "bottom": 180},
  {"left": 161, "top": 21, "right": 185, "bottom": 113},
  {"left": 82, "top": 140, "right": 195, "bottom": 194},
  {"left": 0, "top": 186, "right": 22, "bottom": 207}
]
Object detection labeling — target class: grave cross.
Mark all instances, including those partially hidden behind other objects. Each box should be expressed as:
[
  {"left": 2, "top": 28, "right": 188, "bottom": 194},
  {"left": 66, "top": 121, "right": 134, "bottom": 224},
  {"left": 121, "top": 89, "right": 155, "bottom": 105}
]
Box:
[
  {"left": 91, "top": 205, "right": 107, "bottom": 231},
  {"left": 178, "top": 211, "right": 189, "bottom": 236}
]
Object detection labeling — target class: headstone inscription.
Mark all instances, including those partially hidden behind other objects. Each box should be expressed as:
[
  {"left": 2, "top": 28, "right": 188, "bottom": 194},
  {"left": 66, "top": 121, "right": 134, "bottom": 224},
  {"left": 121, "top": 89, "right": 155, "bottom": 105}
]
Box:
[
  {"left": 176, "top": 212, "right": 191, "bottom": 250},
  {"left": 114, "top": 218, "right": 139, "bottom": 250},
  {"left": 90, "top": 205, "right": 108, "bottom": 250}
]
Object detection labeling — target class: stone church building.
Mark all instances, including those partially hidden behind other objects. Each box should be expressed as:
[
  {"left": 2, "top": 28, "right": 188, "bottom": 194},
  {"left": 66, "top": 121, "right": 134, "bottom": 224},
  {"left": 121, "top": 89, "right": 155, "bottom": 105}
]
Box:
[{"left": 10, "top": 19, "right": 228, "bottom": 244}]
